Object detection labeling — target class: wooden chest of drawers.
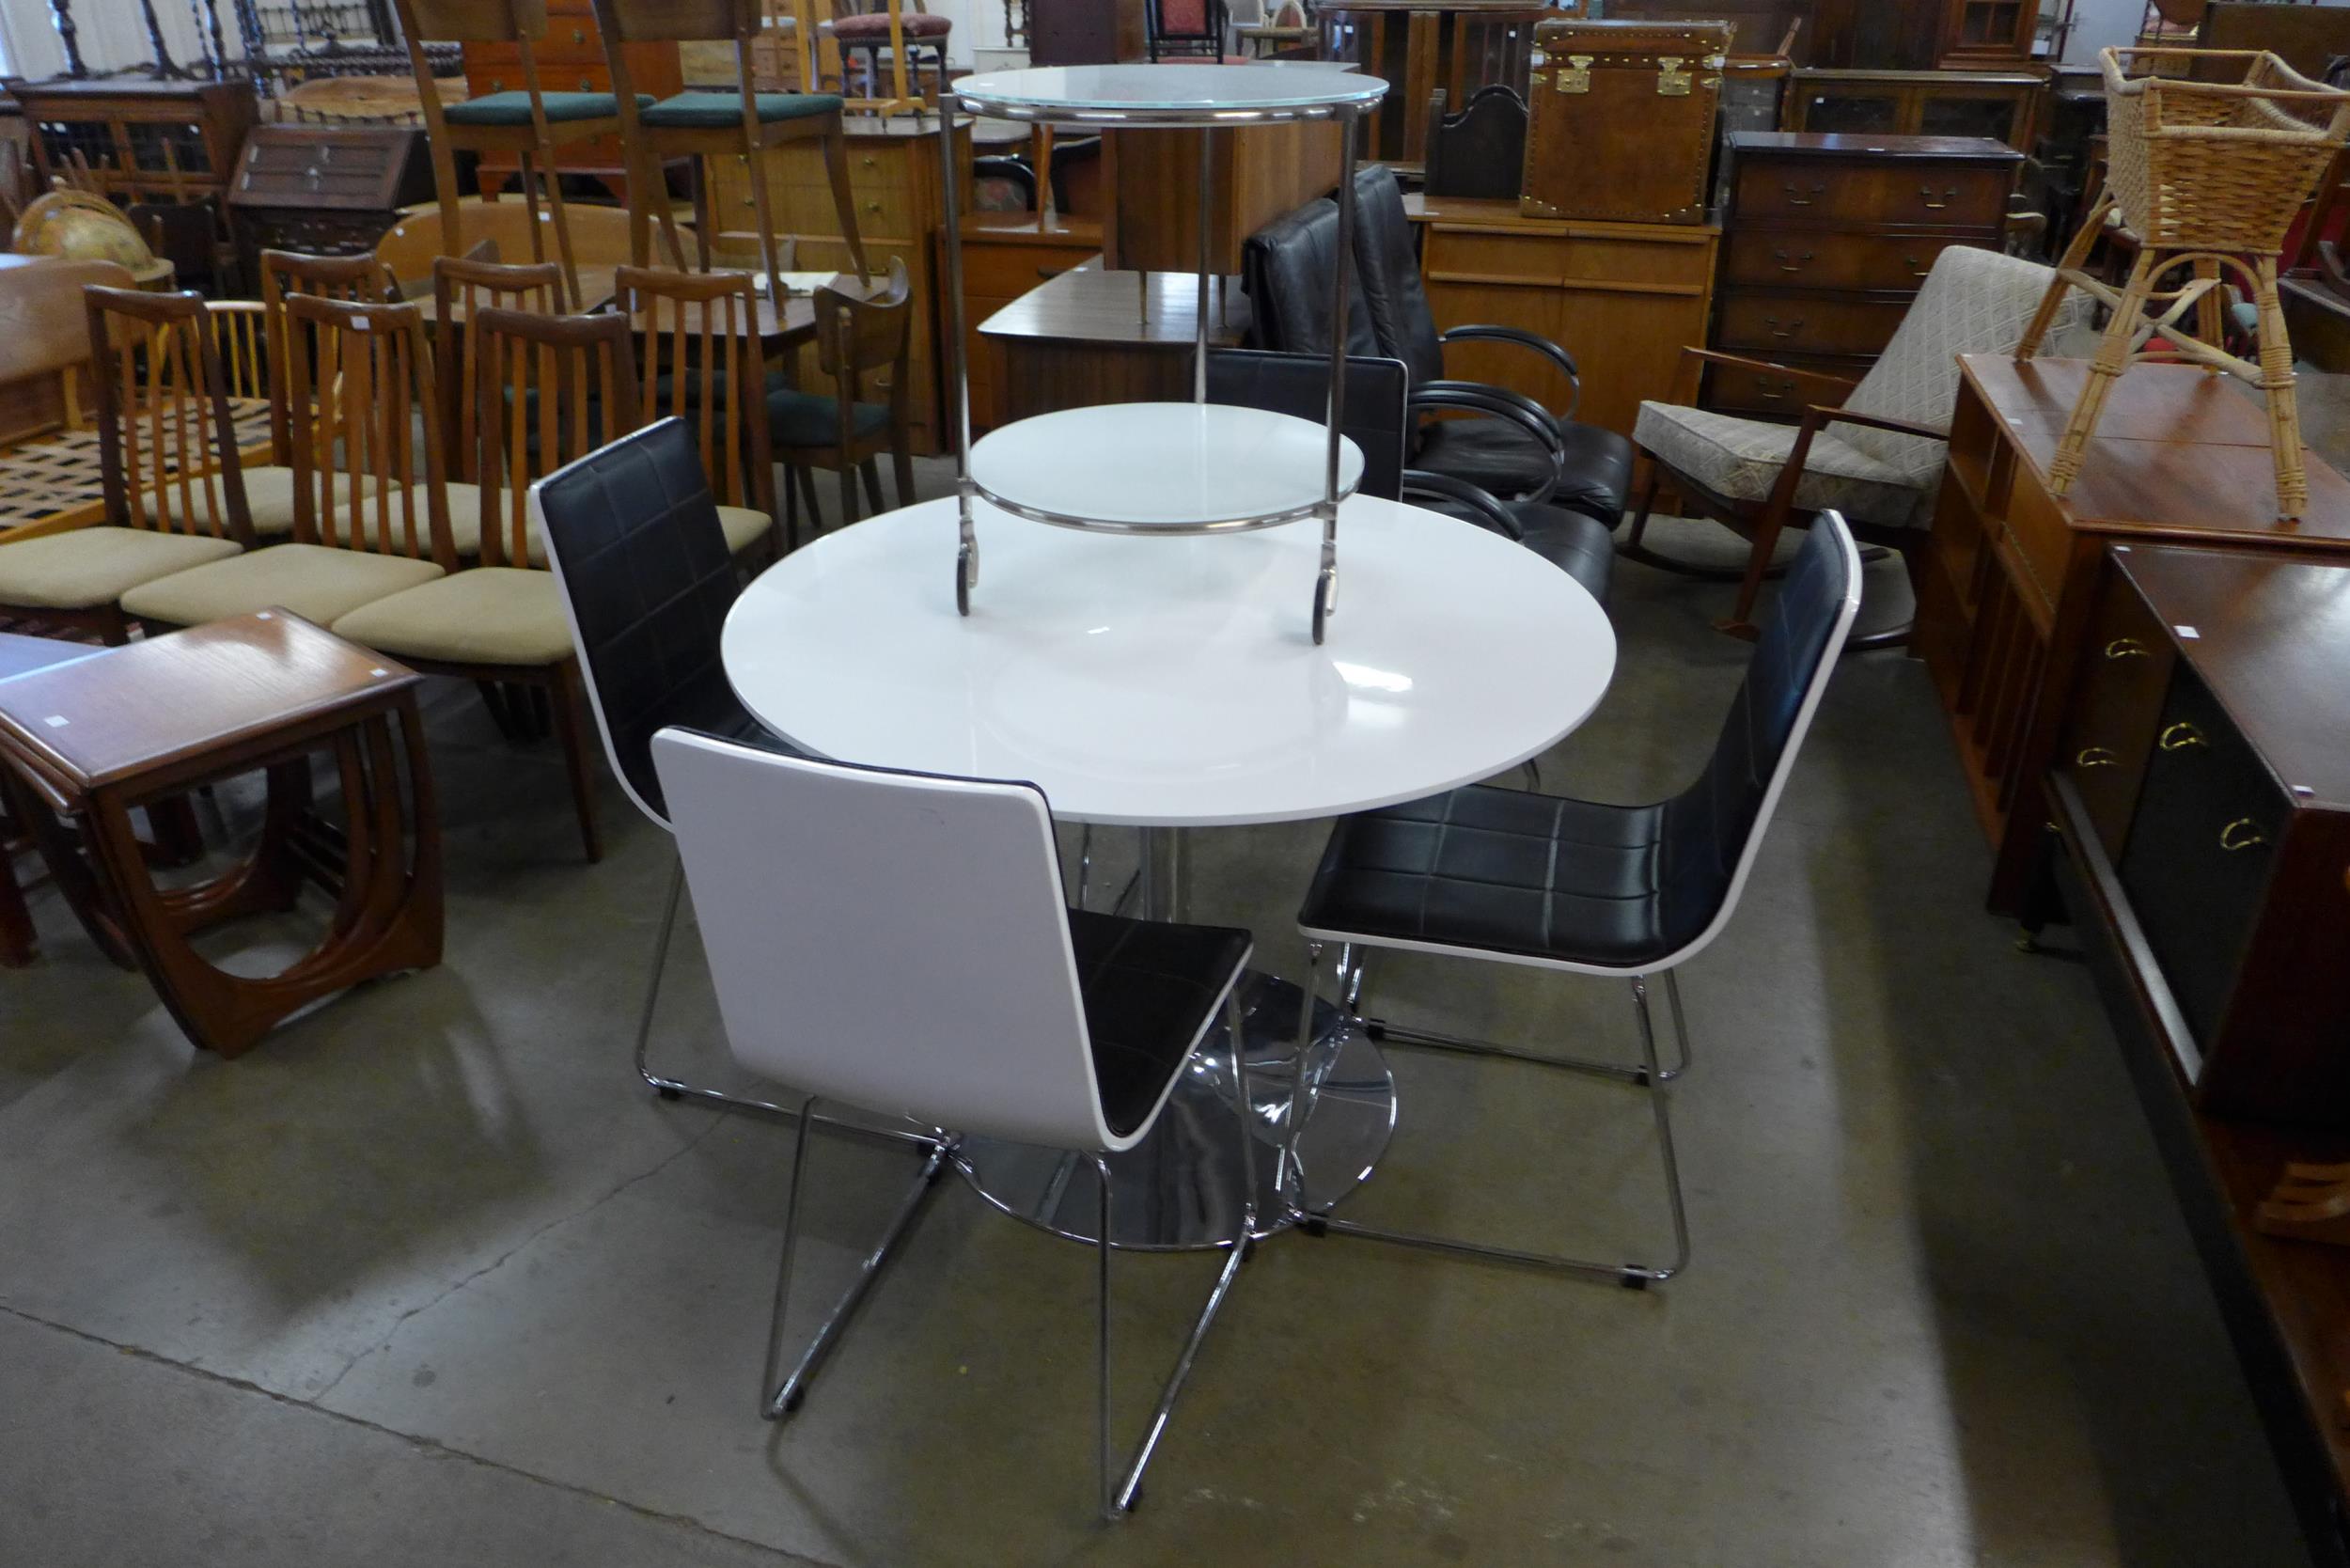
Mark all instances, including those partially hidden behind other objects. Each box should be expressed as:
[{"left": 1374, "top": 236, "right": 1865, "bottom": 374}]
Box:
[
  {"left": 2048, "top": 547, "right": 2350, "bottom": 1125},
  {"left": 1707, "top": 131, "right": 2017, "bottom": 417},
  {"left": 226, "top": 126, "right": 434, "bottom": 280}
]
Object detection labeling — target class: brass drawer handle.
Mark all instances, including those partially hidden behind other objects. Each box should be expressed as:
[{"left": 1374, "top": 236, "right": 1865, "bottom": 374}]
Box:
[
  {"left": 2159, "top": 722, "right": 2206, "bottom": 752},
  {"left": 1764, "top": 317, "right": 1804, "bottom": 339},
  {"left": 1904, "top": 254, "right": 1933, "bottom": 278},
  {"left": 1754, "top": 378, "right": 1789, "bottom": 400},
  {"left": 861, "top": 155, "right": 879, "bottom": 168},
  {"left": 577, "top": 77, "right": 592, "bottom": 91},
  {"left": 864, "top": 199, "right": 883, "bottom": 212},
  {"left": 1773, "top": 249, "right": 1813, "bottom": 273},
  {"left": 2075, "top": 746, "right": 2119, "bottom": 769},
  {"left": 1919, "top": 186, "right": 1957, "bottom": 210},
  {"left": 2219, "top": 818, "right": 2269, "bottom": 853},
  {"left": 2105, "top": 636, "right": 2149, "bottom": 660},
  {"left": 491, "top": 77, "right": 507, "bottom": 91},
  {"left": 572, "top": 26, "right": 586, "bottom": 41},
  {"left": 1780, "top": 182, "right": 1825, "bottom": 206}
]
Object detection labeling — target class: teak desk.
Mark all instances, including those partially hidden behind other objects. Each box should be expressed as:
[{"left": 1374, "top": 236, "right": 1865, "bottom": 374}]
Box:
[
  {"left": 0, "top": 613, "right": 443, "bottom": 1056},
  {"left": 977, "top": 262, "right": 1251, "bottom": 423},
  {"left": 1916, "top": 354, "right": 2350, "bottom": 911}
]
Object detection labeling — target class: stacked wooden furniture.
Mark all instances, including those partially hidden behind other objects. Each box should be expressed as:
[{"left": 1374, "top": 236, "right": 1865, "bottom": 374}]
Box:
[
  {"left": 1408, "top": 193, "right": 1720, "bottom": 437},
  {"left": 3, "top": 79, "right": 257, "bottom": 208},
  {"left": 462, "top": 0, "right": 684, "bottom": 199},
  {"left": 1314, "top": 0, "right": 1548, "bottom": 166},
  {"left": 225, "top": 125, "right": 434, "bottom": 283},
  {"left": 704, "top": 116, "right": 971, "bottom": 453},
  {"left": 1705, "top": 130, "right": 2018, "bottom": 419},
  {"left": 1915, "top": 354, "right": 2350, "bottom": 913},
  {"left": 2040, "top": 544, "right": 2350, "bottom": 1568},
  {"left": 1783, "top": 68, "right": 2047, "bottom": 151}
]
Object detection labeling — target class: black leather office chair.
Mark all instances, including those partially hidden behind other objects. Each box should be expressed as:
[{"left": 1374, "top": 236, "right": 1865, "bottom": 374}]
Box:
[
  {"left": 535, "top": 416, "right": 810, "bottom": 1117},
  {"left": 1285, "top": 511, "right": 1863, "bottom": 1287},
  {"left": 1206, "top": 347, "right": 1614, "bottom": 604},
  {"left": 1349, "top": 164, "right": 1635, "bottom": 527}
]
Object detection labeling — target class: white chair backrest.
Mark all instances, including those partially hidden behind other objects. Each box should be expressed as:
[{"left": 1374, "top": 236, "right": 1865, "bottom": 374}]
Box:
[
  {"left": 1841, "top": 244, "right": 2082, "bottom": 488},
  {"left": 651, "top": 729, "right": 1126, "bottom": 1152}
]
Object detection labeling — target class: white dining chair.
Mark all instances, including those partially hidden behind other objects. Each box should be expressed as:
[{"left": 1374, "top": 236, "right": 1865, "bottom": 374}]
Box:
[{"left": 650, "top": 729, "right": 1261, "bottom": 1519}]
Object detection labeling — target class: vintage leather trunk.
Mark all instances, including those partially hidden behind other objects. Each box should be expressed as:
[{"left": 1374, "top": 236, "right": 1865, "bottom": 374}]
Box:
[{"left": 1521, "top": 17, "right": 1733, "bottom": 224}]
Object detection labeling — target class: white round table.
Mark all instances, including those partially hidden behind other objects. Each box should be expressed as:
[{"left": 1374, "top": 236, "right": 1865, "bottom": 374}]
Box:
[{"left": 723, "top": 492, "right": 1617, "bottom": 1247}]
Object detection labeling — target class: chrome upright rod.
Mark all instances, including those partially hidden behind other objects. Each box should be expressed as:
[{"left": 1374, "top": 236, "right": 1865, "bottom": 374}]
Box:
[
  {"left": 939, "top": 86, "right": 979, "bottom": 611},
  {"left": 1195, "top": 124, "right": 1213, "bottom": 404}
]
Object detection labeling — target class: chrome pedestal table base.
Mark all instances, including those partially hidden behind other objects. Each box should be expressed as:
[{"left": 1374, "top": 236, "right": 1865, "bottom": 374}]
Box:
[{"left": 956, "top": 970, "right": 1396, "bottom": 1251}]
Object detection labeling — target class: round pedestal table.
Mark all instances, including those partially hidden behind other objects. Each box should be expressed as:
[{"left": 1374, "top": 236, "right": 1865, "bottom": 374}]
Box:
[{"left": 721, "top": 492, "right": 1616, "bottom": 1248}]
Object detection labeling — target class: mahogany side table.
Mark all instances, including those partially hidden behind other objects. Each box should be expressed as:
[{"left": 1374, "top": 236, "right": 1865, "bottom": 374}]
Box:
[{"left": 0, "top": 612, "right": 444, "bottom": 1055}]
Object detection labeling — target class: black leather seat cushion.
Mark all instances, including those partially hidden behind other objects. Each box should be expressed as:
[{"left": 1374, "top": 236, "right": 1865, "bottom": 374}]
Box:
[
  {"left": 1416, "top": 416, "right": 1634, "bottom": 525},
  {"left": 1516, "top": 506, "right": 1616, "bottom": 604},
  {"left": 1067, "top": 908, "right": 1251, "bottom": 1138},
  {"left": 536, "top": 417, "right": 798, "bottom": 822},
  {"left": 1301, "top": 519, "right": 1857, "bottom": 970}
]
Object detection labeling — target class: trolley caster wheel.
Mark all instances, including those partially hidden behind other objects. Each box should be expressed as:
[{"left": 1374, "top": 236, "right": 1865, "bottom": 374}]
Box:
[
  {"left": 656, "top": 1087, "right": 682, "bottom": 1102},
  {"left": 1618, "top": 1270, "right": 1651, "bottom": 1291},
  {"left": 1310, "top": 572, "right": 1332, "bottom": 645}
]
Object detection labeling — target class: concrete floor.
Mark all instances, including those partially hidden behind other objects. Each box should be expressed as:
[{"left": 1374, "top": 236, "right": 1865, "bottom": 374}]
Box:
[{"left": 0, "top": 451, "right": 2322, "bottom": 1565}]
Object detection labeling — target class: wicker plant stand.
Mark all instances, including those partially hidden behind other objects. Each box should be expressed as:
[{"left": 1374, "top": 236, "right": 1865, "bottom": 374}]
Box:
[{"left": 2015, "top": 47, "right": 2350, "bottom": 520}]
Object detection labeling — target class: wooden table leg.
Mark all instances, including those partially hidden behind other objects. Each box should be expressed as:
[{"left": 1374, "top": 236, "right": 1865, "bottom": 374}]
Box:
[
  {"left": 0, "top": 852, "right": 34, "bottom": 967},
  {"left": 86, "top": 701, "right": 444, "bottom": 1058}
]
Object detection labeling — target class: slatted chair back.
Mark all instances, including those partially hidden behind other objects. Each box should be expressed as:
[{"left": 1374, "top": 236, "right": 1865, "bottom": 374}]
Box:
[
  {"left": 810, "top": 259, "right": 912, "bottom": 435},
  {"left": 283, "top": 294, "right": 457, "bottom": 570},
  {"left": 83, "top": 286, "right": 258, "bottom": 547},
  {"left": 469, "top": 305, "right": 643, "bottom": 569},
  {"left": 204, "top": 301, "right": 272, "bottom": 401},
  {"left": 432, "top": 255, "right": 565, "bottom": 479},
  {"left": 615, "top": 264, "right": 776, "bottom": 517},
  {"left": 258, "top": 248, "right": 399, "bottom": 466}
]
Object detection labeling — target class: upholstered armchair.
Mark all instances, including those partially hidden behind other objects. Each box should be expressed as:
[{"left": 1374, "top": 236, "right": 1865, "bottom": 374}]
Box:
[{"left": 1629, "top": 244, "right": 2082, "bottom": 644}]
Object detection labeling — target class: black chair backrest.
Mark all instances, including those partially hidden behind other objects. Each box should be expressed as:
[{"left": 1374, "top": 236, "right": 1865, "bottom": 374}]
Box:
[
  {"left": 1424, "top": 86, "right": 1528, "bottom": 201},
  {"left": 536, "top": 416, "right": 746, "bottom": 824},
  {"left": 1659, "top": 517, "right": 1858, "bottom": 950},
  {"left": 1349, "top": 163, "right": 1447, "bottom": 389},
  {"left": 1205, "top": 349, "right": 1408, "bottom": 501},
  {"left": 1241, "top": 196, "right": 1380, "bottom": 359}
]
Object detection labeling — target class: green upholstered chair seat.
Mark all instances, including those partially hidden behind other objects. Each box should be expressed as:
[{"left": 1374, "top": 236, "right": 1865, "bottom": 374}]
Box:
[
  {"left": 639, "top": 91, "right": 845, "bottom": 128},
  {"left": 767, "top": 387, "right": 888, "bottom": 447},
  {"left": 445, "top": 91, "right": 650, "bottom": 125}
]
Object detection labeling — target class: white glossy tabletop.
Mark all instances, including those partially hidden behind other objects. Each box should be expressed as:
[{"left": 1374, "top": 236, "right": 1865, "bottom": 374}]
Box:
[
  {"left": 723, "top": 494, "right": 1615, "bottom": 827},
  {"left": 953, "top": 64, "right": 1389, "bottom": 117},
  {"left": 970, "top": 403, "right": 1364, "bottom": 530}
]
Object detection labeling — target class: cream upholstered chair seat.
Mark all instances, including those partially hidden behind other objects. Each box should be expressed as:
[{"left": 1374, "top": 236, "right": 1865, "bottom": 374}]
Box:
[
  {"left": 441, "top": 482, "right": 772, "bottom": 561},
  {"left": 0, "top": 528, "right": 243, "bottom": 610},
  {"left": 1632, "top": 407, "right": 1930, "bottom": 528},
  {"left": 1633, "top": 245, "right": 2087, "bottom": 531},
  {"left": 331, "top": 566, "right": 574, "bottom": 666},
  {"left": 144, "top": 467, "right": 378, "bottom": 536},
  {"left": 121, "top": 542, "right": 444, "bottom": 628}
]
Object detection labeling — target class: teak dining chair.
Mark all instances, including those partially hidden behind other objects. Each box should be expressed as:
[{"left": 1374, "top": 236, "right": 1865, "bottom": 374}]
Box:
[
  {"left": 330, "top": 305, "right": 637, "bottom": 860},
  {"left": 589, "top": 0, "right": 870, "bottom": 309},
  {"left": 769, "top": 258, "right": 912, "bottom": 541},
  {"left": 0, "top": 287, "right": 254, "bottom": 643},
  {"left": 617, "top": 264, "right": 780, "bottom": 562},
  {"left": 249, "top": 248, "right": 405, "bottom": 538},
  {"left": 389, "top": 0, "right": 624, "bottom": 309},
  {"left": 122, "top": 295, "right": 453, "bottom": 635},
  {"left": 431, "top": 254, "right": 566, "bottom": 487}
]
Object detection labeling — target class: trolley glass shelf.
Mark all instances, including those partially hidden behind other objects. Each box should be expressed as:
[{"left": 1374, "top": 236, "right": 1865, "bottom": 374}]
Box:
[
  {"left": 953, "top": 63, "right": 1389, "bottom": 127},
  {"left": 968, "top": 403, "right": 1366, "bottom": 534}
]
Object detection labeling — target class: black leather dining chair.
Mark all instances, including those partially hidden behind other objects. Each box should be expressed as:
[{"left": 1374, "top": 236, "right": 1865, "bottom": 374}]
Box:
[
  {"left": 1284, "top": 510, "right": 1863, "bottom": 1287},
  {"left": 533, "top": 416, "right": 816, "bottom": 1119},
  {"left": 1205, "top": 348, "right": 1614, "bottom": 605}
]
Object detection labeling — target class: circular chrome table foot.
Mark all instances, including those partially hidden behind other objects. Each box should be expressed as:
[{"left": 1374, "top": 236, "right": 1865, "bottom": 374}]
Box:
[{"left": 954, "top": 970, "right": 1396, "bottom": 1251}]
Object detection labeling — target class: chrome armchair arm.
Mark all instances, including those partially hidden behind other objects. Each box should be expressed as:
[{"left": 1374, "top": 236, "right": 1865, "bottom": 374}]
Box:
[
  {"left": 1401, "top": 469, "right": 1526, "bottom": 541},
  {"left": 1408, "top": 383, "right": 1565, "bottom": 507},
  {"left": 1438, "top": 324, "right": 1582, "bottom": 420}
]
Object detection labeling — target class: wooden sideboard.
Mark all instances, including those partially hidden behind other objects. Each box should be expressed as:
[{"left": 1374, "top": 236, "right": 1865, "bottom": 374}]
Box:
[
  {"left": 1783, "top": 68, "right": 2047, "bottom": 153},
  {"left": 705, "top": 115, "right": 972, "bottom": 455},
  {"left": 1709, "top": 131, "right": 2017, "bottom": 419},
  {"left": 2044, "top": 546, "right": 2350, "bottom": 1568},
  {"left": 949, "top": 213, "right": 1104, "bottom": 433},
  {"left": 1101, "top": 122, "right": 1344, "bottom": 277},
  {"left": 1406, "top": 193, "right": 1719, "bottom": 438},
  {"left": 1917, "top": 354, "right": 2350, "bottom": 913}
]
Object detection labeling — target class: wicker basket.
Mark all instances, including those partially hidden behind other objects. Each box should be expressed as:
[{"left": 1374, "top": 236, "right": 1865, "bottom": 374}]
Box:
[{"left": 2101, "top": 46, "right": 2350, "bottom": 254}]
